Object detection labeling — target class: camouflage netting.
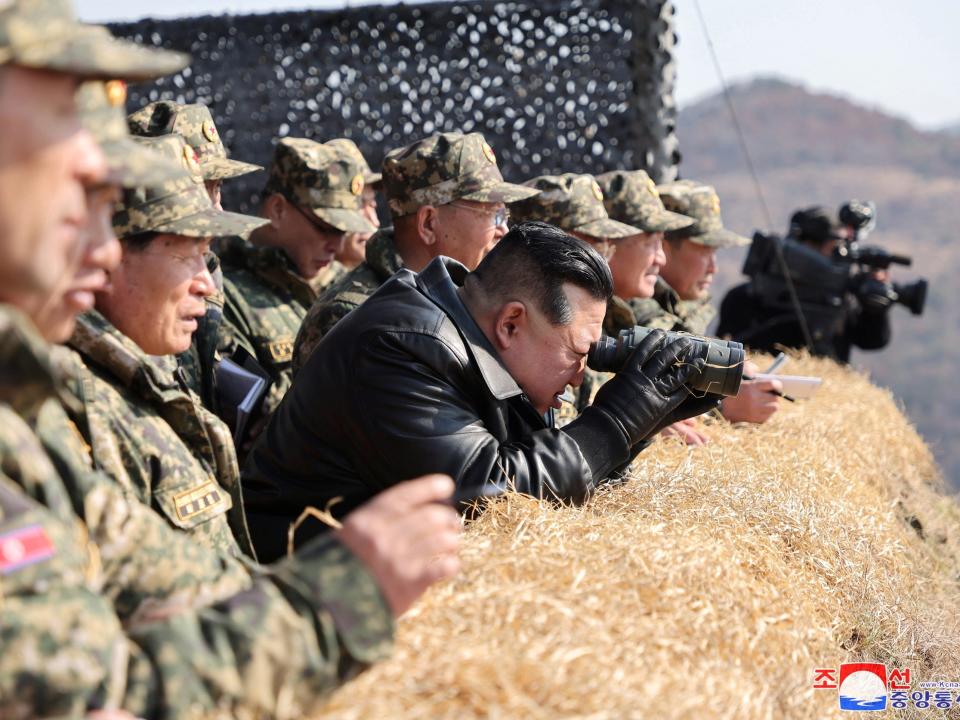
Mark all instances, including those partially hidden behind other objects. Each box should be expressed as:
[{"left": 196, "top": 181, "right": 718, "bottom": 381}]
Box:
[{"left": 110, "top": 0, "right": 681, "bottom": 215}]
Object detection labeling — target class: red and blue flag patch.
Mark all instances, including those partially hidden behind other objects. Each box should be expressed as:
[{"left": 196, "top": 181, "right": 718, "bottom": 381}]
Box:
[{"left": 0, "top": 524, "right": 55, "bottom": 574}]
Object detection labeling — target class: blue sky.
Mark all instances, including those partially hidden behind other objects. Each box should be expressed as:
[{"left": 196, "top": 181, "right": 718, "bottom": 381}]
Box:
[{"left": 76, "top": 0, "right": 960, "bottom": 130}]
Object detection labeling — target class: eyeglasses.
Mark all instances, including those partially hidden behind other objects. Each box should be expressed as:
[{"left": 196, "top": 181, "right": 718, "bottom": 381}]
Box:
[
  {"left": 292, "top": 203, "right": 344, "bottom": 236},
  {"left": 449, "top": 201, "right": 510, "bottom": 229}
]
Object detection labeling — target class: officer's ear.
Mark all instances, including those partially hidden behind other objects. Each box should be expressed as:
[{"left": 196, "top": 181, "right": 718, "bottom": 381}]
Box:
[
  {"left": 416, "top": 205, "right": 441, "bottom": 246},
  {"left": 263, "top": 193, "right": 288, "bottom": 227},
  {"left": 492, "top": 301, "right": 528, "bottom": 351}
]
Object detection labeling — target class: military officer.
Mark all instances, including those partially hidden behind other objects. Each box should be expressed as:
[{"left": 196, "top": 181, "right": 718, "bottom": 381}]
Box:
[{"left": 291, "top": 130, "right": 538, "bottom": 374}]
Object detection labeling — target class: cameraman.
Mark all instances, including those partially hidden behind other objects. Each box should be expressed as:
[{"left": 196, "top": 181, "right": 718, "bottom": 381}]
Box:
[{"left": 717, "top": 206, "right": 891, "bottom": 362}]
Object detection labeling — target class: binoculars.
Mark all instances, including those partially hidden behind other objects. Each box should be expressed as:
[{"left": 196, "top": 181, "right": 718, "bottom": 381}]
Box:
[{"left": 588, "top": 326, "right": 745, "bottom": 398}]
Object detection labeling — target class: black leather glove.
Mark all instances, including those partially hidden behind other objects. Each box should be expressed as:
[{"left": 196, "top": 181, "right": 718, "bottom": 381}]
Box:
[
  {"left": 589, "top": 329, "right": 705, "bottom": 446},
  {"left": 649, "top": 393, "right": 722, "bottom": 437}
]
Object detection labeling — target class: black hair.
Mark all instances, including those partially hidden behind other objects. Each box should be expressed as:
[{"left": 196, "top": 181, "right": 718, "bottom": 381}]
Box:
[
  {"left": 471, "top": 221, "right": 613, "bottom": 324},
  {"left": 121, "top": 231, "right": 161, "bottom": 251}
]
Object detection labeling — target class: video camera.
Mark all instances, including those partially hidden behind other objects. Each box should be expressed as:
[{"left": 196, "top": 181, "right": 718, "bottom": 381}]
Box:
[{"left": 742, "top": 200, "right": 928, "bottom": 323}]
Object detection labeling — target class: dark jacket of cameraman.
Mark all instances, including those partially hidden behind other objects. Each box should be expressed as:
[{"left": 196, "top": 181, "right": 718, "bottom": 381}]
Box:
[
  {"left": 241, "top": 257, "right": 635, "bottom": 561},
  {"left": 717, "top": 280, "right": 890, "bottom": 363}
]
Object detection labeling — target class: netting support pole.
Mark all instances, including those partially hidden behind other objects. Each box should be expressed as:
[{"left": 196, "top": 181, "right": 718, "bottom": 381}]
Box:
[{"left": 628, "top": 0, "right": 680, "bottom": 183}]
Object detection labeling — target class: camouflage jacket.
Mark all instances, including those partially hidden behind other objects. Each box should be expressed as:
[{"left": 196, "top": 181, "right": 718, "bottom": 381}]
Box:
[
  {"left": 219, "top": 236, "right": 317, "bottom": 445},
  {"left": 0, "top": 305, "right": 393, "bottom": 719},
  {"left": 67, "top": 310, "right": 254, "bottom": 558},
  {"left": 628, "top": 277, "right": 717, "bottom": 336},
  {"left": 292, "top": 227, "right": 403, "bottom": 374}
]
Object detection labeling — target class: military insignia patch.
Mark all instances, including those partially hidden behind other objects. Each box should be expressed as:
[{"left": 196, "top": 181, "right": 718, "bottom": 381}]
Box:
[
  {"left": 481, "top": 142, "right": 497, "bottom": 164},
  {"left": 104, "top": 80, "right": 127, "bottom": 108},
  {"left": 0, "top": 525, "right": 54, "bottom": 575},
  {"left": 202, "top": 119, "right": 218, "bottom": 142},
  {"left": 173, "top": 481, "right": 229, "bottom": 522},
  {"left": 591, "top": 181, "right": 604, "bottom": 201},
  {"left": 182, "top": 146, "right": 202, "bottom": 176},
  {"left": 350, "top": 174, "right": 364, "bottom": 196},
  {"left": 711, "top": 196, "right": 721, "bottom": 215},
  {"left": 268, "top": 338, "right": 295, "bottom": 363}
]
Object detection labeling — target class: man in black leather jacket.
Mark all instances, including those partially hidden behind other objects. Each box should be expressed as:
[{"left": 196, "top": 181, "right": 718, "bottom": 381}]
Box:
[{"left": 243, "top": 222, "right": 714, "bottom": 560}]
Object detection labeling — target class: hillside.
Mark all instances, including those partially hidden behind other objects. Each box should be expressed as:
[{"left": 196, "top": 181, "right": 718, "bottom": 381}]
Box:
[
  {"left": 677, "top": 77, "right": 960, "bottom": 489},
  {"left": 318, "top": 358, "right": 960, "bottom": 718}
]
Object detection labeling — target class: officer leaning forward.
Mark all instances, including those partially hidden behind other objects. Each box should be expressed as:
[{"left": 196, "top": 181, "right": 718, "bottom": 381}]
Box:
[{"left": 215, "top": 137, "right": 376, "bottom": 454}]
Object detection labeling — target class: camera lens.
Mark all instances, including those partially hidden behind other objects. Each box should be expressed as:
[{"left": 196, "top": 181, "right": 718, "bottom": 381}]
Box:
[{"left": 587, "top": 326, "right": 745, "bottom": 397}]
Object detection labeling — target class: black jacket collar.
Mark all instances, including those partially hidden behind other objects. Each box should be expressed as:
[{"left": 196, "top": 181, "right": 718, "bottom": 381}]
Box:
[{"left": 415, "top": 257, "right": 523, "bottom": 401}]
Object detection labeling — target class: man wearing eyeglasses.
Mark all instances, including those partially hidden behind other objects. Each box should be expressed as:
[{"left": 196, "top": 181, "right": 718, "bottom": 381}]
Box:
[
  {"left": 216, "top": 137, "right": 377, "bottom": 453},
  {"left": 291, "top": 131, "right": 539, "bottom": 374}
]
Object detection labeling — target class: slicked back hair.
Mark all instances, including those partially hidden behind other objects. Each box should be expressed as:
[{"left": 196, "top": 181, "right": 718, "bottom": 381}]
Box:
[{"left": 471, "top": 220, "right": 613, "bottom": 325}]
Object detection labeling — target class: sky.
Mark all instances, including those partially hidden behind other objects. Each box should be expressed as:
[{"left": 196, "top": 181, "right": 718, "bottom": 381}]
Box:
[{"left": 76, "top": 0, "right": 960, "bottom": 130}]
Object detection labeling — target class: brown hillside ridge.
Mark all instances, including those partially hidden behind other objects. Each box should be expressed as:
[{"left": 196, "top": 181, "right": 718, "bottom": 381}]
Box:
[
  {"left": 677, "top": 78, "right": 960, "bottom": 490},
  {"left": 316, "top": 355, "right": 960, "bottom": 719},
  {"left": 678, "top": 77, "right": 960, "bottom": 178}
]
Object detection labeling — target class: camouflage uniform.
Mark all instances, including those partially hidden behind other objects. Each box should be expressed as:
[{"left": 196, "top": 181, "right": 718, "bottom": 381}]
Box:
[
  {"left": 67, "top": 310, "right": 255, "bottom": 557},
  {"left": 629, "top": 180, "right": 750, "bottom": 336},
  {"left": 127, "top": 100, "right": 263, "bottom": 182},
  {"left": 292, "top": 131, "right": 537, "bottom": 371},
  {"left": 218, "top": 138, "right": 374, "bottom": 446},
  {"left": 293, "top": 226, "right": 404, "bottom": 374},
  {"left": 2, "top": 305, "right": 394, "bottom": 718}
]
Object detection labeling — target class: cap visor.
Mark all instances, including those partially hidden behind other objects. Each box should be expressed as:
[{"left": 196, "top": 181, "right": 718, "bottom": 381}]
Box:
[
  {"left": 462, "top": 181, "right": 540, "bottom": 204},
  {"left": 364, "top": 171, "right": 383, "bottom": 188},
  {"left": 103, "top": 137, "right": 189, "bottom": 188},
  {"left": 14, "top": 25, "right": 189, "bottom": 81},
  {"left": 155, "top": 208, "right": 268, "bottom": 239},
  {"left": 313, "top": 206, "right": 377, "bottom": 234},
  {"left": 201, "top": 156, "right": 264, "bottom": 182},
  {"left": 636, "top": 209, "right": 697, "bottom": 234},
  {"left": 691, "top": 228, "right": 751, "bottom": 248},
  {"left": 576, "top": 216, "right": 643, "bottom": 240}
]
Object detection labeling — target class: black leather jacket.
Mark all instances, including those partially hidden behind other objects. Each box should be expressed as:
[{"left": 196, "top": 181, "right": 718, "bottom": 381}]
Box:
[{"left": 242, "top": 257, "right": 632, "bottom": 561}]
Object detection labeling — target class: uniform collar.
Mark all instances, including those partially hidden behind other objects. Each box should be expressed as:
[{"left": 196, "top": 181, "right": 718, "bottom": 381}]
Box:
[
  {"left": 363, "top": 227, "right": 404, "bottom": 281},
  {"left": 415, "top": 256, "right": 523, "bottom": 401}
]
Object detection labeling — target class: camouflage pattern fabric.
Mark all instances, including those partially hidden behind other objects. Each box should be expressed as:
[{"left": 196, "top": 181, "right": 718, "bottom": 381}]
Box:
[
  {"left": 263, "top": 137, "right": 376, "bottom": 234},
  {"left": 0, "top": 0, "right": 188, "bottom": 80},
  {"left": 595, "top": 169, "right": 694, "bottom": 233},
  {"left": 77, "top": 80, "right": 186, "bottom": 188},
  {"left": 113, "top": 135, "right": 267, "bottom": 239},
  {"left": 292, "top": 227, "right": 404, "bottom": 374},
  {"left": 382, "top": 131, "right": 538, "bottom": 217},
  {"left": 310, "top": 258, "right": 349, "bottom": 295},
  {"left": 509, "top": 173, "right": 640, "bottom": 239},
  {"left": 0, "top": 304, "right": 394, "bottom": 718},
  {"left": 67, "top": 310, "right": 255, "bottom": 558},
  {"left": 629, "top": 277, "right": 717, "bottom": 335},
  {"left": 657, "top": 179, "right": 750, "bottom": 248},
  {"left": 324, "top": 137, "right": 382, "bottom": 186},
  {"left": 127, "top": 100, "right": 263, "bottom": 181},
  {"left": 0, "top": 472, "right": 132, "bottom": 719},
  {"left": 218, "top": 236, "right": 319, "bottom": 449}
]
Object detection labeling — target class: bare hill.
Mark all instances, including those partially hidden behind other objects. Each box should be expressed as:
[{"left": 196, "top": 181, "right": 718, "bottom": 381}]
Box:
[{"left": 677, "top": 78, "right": 960, "bottom": 489}]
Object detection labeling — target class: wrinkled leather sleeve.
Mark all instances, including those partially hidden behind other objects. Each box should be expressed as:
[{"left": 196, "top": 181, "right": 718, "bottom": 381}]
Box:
[{"left": 334, "top": 329, "right": 628, "bottom": 503}]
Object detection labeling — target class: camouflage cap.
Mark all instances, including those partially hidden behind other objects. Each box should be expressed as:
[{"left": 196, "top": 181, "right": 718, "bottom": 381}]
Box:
[
  {"left": 657, "top": 179, "right": 750, "bottom": 248},
  {"left": 77, "top": 80, "right": 186, "bottom": 188},
  {"left": 324, "top": 138, "right": 381, "bottom": 188},
  {"left": 263, "top": 137, "right": 375, "bottom": 234},
  {"left": 509, "top": 173, "right": 641, "bottom": 240},
  {"left": 112, "top": 134, "right": 268, "bottom": 239},
  {"left": 595, "top": 170, "right": 695, "bottom": 234},
  {"left": 126, "top": 101, "right": 262, "bottom": 182},
  {"left": 381, "top": 131, "right": 538, "bottom": 217},
  {"left": 0, "top": 1, "right": 189, "bottom": 81}
]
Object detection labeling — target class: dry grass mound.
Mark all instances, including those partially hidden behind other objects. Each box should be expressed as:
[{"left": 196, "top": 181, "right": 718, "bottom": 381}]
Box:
[{"left": 318, "top": 356, "right": 960, "bottom": 719}]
